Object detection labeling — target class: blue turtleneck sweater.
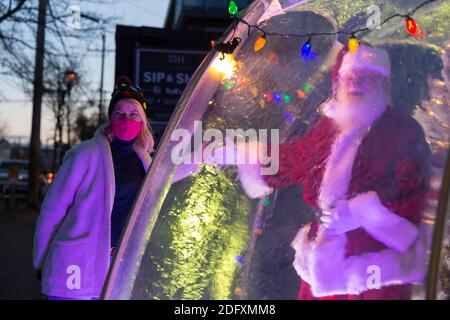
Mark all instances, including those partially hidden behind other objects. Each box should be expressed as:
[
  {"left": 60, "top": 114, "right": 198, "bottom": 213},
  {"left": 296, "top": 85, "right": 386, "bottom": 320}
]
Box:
[{"left": 110, "top": 137, "right": 145, "bottom": 247}]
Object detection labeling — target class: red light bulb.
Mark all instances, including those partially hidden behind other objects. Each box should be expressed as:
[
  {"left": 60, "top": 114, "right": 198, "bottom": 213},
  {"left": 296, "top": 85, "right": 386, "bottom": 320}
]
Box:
[{"left": 405, "top": 17, "right": 418, "bottom": 36}]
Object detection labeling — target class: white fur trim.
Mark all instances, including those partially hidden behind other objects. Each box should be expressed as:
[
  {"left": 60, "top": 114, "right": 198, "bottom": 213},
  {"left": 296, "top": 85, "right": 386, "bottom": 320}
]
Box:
[
  {"left": 339, "top": 44, "right": 391, "bottom": 77},
  {"left": 307, "top": 226, "right": 349, "bottom": 296},
  {"left": 291, "top": 224, "right": 315, "bottom": 284},
  {"left": 235, "top": 140, "right": 274, "bottom": 198},
  {"left": 292, "top": 223, "right": 428, "bottom": 297},
  {"left": 348, "top": 191, "right": 419, "bottom": 253},
  {"left": 237, "top": 163, "right": 273, "bottom": 199},
  {"left": 173, "top": 141, "right": 273, "bottom": 198},
  {"left": 318, "top": 129, "right": 364, "bottom": 209},
  {"left": 205, "top": 139, "right": 273, "bottom": 199}
]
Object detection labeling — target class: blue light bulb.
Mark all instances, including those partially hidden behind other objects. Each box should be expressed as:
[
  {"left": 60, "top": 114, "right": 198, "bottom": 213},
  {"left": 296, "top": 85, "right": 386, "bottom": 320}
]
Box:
[
  {"left": 301, "top": 39, "right": 312, "bottom": 60},
  {"left": 284, "top": 113, "right": 294, "bottom": 122},
  {"left": 273, "top": 92, "right": 282, "bottom": 105}
]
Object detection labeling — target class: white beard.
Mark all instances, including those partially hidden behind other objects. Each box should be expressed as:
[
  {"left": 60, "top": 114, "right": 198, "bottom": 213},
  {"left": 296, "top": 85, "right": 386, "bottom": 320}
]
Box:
[{"left": 324, "top": 89, "right": 388, "bottom": 134}]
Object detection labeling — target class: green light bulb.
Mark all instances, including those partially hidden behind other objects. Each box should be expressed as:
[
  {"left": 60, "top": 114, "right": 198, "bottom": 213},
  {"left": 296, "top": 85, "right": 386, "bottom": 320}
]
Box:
[
  {"left": 228, "top": 1, "right": 238, "bottom": 16},
  {"left": 224, "top": 81, "right": 235, "bottom": 90},
  {"left": 302, "top": 82, "right": 313, "bottom": 93}
]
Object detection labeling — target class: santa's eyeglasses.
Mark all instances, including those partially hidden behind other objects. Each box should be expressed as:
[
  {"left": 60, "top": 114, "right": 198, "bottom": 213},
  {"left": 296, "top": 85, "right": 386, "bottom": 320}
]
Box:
[{"left": 338, "top": 71, "right": 385, "bottom": 85}]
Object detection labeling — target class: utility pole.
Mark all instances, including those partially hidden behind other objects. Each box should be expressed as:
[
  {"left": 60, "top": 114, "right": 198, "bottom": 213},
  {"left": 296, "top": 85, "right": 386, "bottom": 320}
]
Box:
[
  {"left": 98, "top": 31, "right": 106, "bottom": 125},
  {"left": 79, "top": 13, "right": 105, "bottom": 126},
  {"left": 52, "top": 79, "right": 64, "bottom": 171},
  {"left": 66, "top": 101, "right": 71, "bottom": 145},
  {"left": 63, "top": 70, "right": 77, "bottom": 159},
  {"left": 28, "top": 0, "right": 48, "bottom": 209}
]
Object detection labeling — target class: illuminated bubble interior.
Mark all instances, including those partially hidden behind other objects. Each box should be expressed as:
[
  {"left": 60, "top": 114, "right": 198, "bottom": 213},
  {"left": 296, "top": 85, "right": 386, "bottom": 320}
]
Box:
[{"left": 105, "top": 0, "right": 450, "bottom": 300}]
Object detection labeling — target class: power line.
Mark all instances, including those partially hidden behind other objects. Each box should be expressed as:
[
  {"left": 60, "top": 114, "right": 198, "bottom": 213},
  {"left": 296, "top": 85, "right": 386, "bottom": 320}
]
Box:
[
  {"left": 87, "top": 48, "right": 115, "bottom": 53},
  {"left": 125, "top": 0, "right": 166, "bottom": 20}
]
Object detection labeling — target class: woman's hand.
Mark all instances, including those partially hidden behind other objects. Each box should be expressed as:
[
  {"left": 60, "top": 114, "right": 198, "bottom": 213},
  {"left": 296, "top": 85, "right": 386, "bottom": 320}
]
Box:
[{"left": 320, "top": 199, "right": 359, "bottom": 235}]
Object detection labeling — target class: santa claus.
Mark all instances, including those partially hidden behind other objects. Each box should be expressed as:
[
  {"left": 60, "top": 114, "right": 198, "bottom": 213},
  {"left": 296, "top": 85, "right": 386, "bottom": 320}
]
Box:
[{"left": 214, "top": 43, "right": 432, "bottom": 300}]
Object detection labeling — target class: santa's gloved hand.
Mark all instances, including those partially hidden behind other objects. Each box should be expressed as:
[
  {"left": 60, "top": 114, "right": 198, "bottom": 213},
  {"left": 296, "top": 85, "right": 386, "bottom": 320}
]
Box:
[
  {"left": 237, "top": 163, "right": 273, "bottom": 199},
  {"left": 320, "top": 199, "right": 360, "bottom": 235},
  {"left": 204, "top": 137, "right": 273, "bottom": 199},
  {"left": 234, "top": 138, "right": 273, "bottom": 198}
]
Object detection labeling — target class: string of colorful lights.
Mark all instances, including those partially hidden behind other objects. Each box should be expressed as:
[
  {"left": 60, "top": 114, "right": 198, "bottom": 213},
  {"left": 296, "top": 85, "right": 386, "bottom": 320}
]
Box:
[
  {"left": 208, "top": 0, "right": 443, "bottom": 128},
  {"left": 217, "top": 0, "right": 439, "bottom": 58}
]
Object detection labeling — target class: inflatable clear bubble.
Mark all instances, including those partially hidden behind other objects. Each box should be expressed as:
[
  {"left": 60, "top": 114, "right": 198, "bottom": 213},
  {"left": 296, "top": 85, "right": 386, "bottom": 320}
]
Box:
[{"left": 103, "top": 0, "right": 450, "bottom": 300}]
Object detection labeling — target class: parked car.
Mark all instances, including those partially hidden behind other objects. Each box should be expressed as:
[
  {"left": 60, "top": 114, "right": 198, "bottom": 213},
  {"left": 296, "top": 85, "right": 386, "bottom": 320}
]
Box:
[{"left": 0, "top": 159, "right": 51, "bottom": 200}]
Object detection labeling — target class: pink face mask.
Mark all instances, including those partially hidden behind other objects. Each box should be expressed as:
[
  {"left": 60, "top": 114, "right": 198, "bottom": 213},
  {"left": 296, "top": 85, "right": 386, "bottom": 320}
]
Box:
[{"left": 111, "top": 118, "right": 143, "bottom": 141}]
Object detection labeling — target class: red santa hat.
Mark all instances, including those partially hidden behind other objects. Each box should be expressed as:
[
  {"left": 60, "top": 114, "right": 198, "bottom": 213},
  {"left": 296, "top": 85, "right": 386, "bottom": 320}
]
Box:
[{"left": 338, "top": 43, "right": 391, "bottom": 78}]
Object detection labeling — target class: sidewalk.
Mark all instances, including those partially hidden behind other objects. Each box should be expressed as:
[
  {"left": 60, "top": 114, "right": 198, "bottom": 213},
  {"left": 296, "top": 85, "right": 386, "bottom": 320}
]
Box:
[{"left": 0, "top": 207, "right": 43, "bottom": 299}]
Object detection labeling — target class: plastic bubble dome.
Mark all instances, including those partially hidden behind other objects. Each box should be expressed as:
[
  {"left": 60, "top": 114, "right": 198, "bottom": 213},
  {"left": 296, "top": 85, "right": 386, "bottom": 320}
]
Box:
[{"left": 103, "top": 0, "right": 450, "bottom": 300}]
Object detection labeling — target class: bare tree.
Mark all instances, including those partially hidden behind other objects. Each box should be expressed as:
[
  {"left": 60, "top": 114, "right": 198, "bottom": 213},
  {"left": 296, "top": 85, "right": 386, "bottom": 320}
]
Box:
[
  {"left": 0, "top": 0, "right": 118, "bottom": 207},
  {"left": 0, "top": 0, "right": 27, "bottom": 24},
  {"left": 1, "top": 1, "right": 117, "bottom": 95},
  {"left": 28, "top": 0, "right": 47, "bottom": 209}
]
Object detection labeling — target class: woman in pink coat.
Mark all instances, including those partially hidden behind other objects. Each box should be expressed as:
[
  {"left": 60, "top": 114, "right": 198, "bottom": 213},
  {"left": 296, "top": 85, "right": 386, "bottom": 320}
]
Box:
[{"left": 33, "top": 76, "right": 154, "bottom": 299}]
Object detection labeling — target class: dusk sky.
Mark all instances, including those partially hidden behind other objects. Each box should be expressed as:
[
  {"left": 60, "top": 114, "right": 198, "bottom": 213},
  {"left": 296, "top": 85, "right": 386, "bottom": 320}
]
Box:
[{"left": 0, "top": 0, "right": 170, "bottom": 144}]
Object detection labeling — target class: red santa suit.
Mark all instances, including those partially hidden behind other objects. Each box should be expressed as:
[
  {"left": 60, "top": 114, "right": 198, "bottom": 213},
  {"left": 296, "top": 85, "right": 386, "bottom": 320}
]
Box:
[
  {"left": 261, "top": 104, "right": 431, "bottom": 300},
  {"left": 252, "top": 44, "right": 432, "bottom": 300},
  {"left": 204, "top": 44, "right": 432, "bottom": 300}
]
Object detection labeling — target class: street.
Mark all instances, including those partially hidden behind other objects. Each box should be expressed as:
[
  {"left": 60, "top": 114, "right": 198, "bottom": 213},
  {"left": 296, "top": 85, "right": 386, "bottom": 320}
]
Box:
[{"left": 0, "top": 207, "right": 43, "bottom": 299}]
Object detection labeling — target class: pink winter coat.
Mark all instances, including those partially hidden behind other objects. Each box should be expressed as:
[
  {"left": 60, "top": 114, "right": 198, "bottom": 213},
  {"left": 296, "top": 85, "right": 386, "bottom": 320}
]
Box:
[{"left": 33, "top": 126, "right": 151, "bottom": 299}]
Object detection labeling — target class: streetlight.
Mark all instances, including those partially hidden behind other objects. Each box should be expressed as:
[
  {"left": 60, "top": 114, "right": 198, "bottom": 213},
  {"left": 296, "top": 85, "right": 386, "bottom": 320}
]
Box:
[
  {"left": 63, "top": 70, "right": 78, "bottom": 94},
  {"left": 79, "top": 13, "right": 106, "bottom": 126},
  {"left": 64, "top": 70, "right": 78, "bottom": 88}
]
